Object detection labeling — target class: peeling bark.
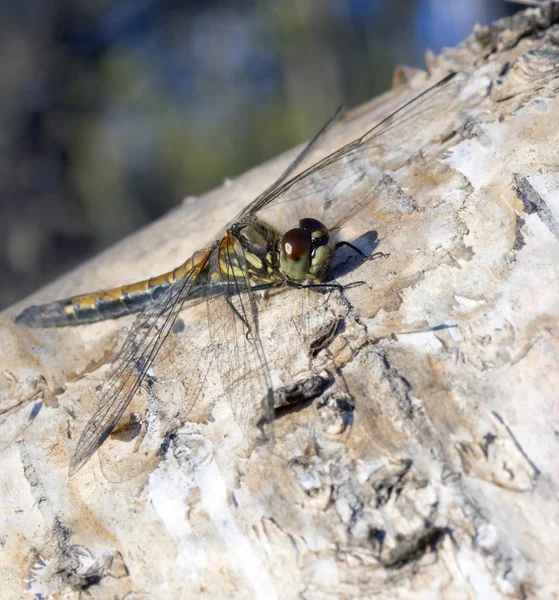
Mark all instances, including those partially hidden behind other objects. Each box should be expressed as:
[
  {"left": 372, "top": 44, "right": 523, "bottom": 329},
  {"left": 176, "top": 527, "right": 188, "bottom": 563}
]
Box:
[{"left": 2, "top": 6, "right": 559, "bottom": 599}]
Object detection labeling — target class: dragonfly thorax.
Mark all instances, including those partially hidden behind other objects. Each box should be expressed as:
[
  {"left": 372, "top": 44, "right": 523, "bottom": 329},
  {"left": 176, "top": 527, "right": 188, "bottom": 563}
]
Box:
[
  {"left": 228, "top": 219, "right": 283, "bottom": 281},
  {"left": 279, "top": 217, "right": 334, "bottom": 281}
]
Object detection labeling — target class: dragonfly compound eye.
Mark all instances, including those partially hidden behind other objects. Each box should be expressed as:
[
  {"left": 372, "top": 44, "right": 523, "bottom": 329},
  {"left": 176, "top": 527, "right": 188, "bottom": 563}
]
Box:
[
  {"left": 299, "top": 218, "right": 328, "bottom": 235},
  {"left": 299, "top": 217, "right": 335, "bottom": 279},
  {"left": 299, "top": 217, "right": 330, "bottom": 251},
  {"left": 280, "top": 228, "right": 312, "bottom": 280}
]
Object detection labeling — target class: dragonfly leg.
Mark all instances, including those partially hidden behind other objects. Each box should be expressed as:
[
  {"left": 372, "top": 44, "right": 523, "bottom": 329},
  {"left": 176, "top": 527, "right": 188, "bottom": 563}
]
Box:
[
  {"left": 335, "top": 241, "right": 390, "bottom": 261},
  {"left": 334, "top": 240, "right": 368, "bottom": 259},
  {"left": 289, "top": 279, "right": 368, "bottom": 294},
  {"left": 224, "top": 283, "right": 276, "bottom": 342},
  {"left": 290, "top": 281, "right": 345, "bottom": 292},
  {"left": 225, "top": 293, "right": 251, "bottom": 331}
]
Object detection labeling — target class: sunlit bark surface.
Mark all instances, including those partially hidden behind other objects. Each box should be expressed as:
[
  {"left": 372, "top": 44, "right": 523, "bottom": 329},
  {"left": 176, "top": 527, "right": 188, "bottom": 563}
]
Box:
[{"left": 2, "top": 5, "right": 559, "bottom": 599}]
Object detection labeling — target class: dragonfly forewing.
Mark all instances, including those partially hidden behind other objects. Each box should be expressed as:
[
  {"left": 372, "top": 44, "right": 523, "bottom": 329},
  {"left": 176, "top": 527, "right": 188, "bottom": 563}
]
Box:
[{"left": 248, "top": 72, "right": 468, "bottom": 234}]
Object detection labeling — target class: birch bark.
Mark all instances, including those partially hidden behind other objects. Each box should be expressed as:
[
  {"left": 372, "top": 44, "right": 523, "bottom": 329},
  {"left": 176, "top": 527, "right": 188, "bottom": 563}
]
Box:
[{"left": 2, "top": 5, "right": 559, "bottom": 599}]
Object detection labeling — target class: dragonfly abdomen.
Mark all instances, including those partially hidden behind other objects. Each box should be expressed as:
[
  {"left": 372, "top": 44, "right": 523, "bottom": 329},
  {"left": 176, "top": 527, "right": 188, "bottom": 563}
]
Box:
[{"left": 15, "top": 256, "right": 200, "bottom": 328}]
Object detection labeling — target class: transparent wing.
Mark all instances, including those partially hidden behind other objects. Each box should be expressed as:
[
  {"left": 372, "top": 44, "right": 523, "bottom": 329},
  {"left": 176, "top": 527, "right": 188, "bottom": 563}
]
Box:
[
  {"left": 206, "top": 235, "right": 274, "bottom": 447},
  {"left": 68, "top": 249, "right": 213, "bottom": 476},
  {"left": 242, "top": 107, "right": 344, "bottom": 215},
  {"left": 96, "top": 314, "right": 215, "bottom": 483},
  {"left": 240, "top": 72, "right": 468, "bottom": 232},
  {"left": 204, "top": 235, "right": 351, "bottom": 450}
]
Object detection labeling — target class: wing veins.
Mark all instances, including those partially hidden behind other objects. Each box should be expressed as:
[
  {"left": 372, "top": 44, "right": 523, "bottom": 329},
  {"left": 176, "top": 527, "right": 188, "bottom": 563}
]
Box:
[
  {"left": 100, "top": 275, "right": 191, "bottom": 405},
  {"left": 243, "top": 72, "right": 466, "bottom": 221},
  {"left": 69, "top": 252, "right": 211, "bottom": 476},
  {"left": 247, "top": 106, "right": 344, "bottom": 211}
]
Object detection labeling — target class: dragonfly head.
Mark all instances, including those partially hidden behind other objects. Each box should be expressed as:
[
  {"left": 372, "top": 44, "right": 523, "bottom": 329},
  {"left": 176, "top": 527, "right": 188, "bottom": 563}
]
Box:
[{"left": 279, "top": 217, "right": 334, "bottom": 280}]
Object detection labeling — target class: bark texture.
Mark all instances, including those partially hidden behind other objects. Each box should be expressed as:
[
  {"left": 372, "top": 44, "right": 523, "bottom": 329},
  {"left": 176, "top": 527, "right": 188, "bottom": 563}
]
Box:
[{"left": 2, "top": 6, "right": 559, "bottom": 599}]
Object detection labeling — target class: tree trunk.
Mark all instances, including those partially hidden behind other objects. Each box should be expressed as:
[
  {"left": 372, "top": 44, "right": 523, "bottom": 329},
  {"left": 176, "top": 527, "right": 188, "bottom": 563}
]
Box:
[{"left": 2, "top": 6, "right": 559, "bottom": 599}]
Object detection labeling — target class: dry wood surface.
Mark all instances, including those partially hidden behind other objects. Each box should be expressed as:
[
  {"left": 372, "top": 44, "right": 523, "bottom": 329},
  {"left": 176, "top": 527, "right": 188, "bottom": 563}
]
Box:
[{"left": 2, "top": 5, "right": 559, "bottom": 599}]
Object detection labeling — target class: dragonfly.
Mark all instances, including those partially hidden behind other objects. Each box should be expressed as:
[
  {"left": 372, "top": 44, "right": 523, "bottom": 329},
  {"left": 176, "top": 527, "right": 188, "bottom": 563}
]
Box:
[{"left": 15, "top": 72, "right": 467, "bottom": 478}]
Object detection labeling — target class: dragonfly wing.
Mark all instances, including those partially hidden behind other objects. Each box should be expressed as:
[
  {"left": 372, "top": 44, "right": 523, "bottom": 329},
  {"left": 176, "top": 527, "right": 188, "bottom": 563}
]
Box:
[
  {"left": 236, "top": 107, "right": 344, "bottom": 220},
  {"left": 96, "top": 316, "right": 215, "bottom": 483},
  {"left": 206, "top": 234, "right": 274, "bottom": 446},
  {"left": 245, "top": 72, "right": 468, "bottom": 232},
  {"left": 204, "top": 234, "right": 354, "bottom": 450},
  {"left": 68, "top": 249, "right": 212, "bottom": 477},
  {"left": 208, "top": 240, "right": 358, "bottom": 447}
]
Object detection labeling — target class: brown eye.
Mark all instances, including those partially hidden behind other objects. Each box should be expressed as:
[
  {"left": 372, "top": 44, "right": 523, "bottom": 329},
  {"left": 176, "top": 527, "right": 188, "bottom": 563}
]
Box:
[
  {"left": 299, "top": 217, "right": 329, "bottom": 248},
  {"left": 281, "top": 228, "right": 312, "bottom": 261},
  {"left": 299, "top": 218, "right": 328, "bottom": 235}
]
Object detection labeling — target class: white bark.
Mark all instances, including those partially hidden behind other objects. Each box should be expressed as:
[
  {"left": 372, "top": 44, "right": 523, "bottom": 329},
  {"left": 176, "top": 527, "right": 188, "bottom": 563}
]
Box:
[{"left": 2, "top": 6, "right": 559, "bottom": 599}]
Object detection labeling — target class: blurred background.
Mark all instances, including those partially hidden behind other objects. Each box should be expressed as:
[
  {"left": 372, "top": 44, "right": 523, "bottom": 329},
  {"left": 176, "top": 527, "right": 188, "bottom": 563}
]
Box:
[{"left": 1, "top": 0, "right": 519, "bottom": 309}]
